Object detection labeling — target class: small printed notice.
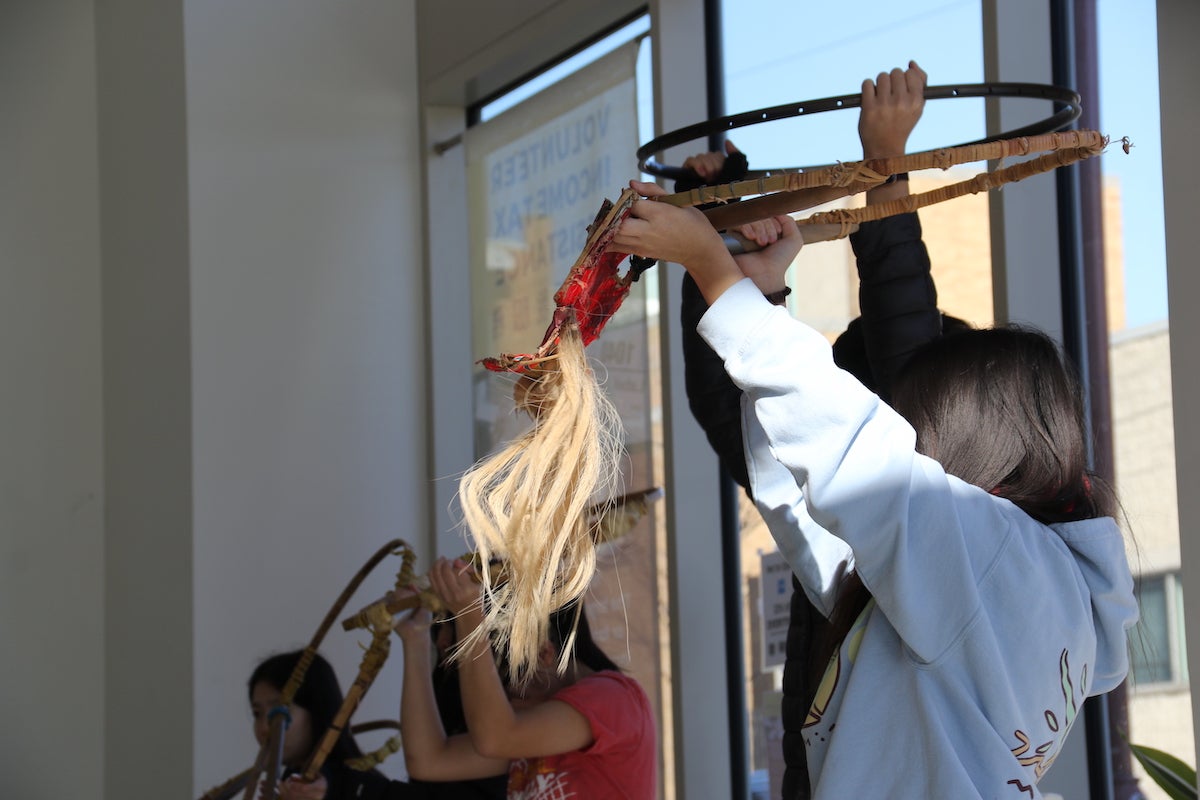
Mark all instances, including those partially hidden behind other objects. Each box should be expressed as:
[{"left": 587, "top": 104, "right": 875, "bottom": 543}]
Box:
[{"left": 760, "top": 550, "right": 792, "bottom": 669}]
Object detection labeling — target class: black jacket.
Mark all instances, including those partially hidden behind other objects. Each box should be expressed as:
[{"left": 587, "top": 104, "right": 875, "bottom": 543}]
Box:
[{"left": 680, "top": 210, "right": 946, "bottom": 800}]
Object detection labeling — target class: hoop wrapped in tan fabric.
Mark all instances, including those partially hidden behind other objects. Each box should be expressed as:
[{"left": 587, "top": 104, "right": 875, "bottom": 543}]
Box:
[{"left": 660, "top": 129, "right": 1110, "bottom": 234}]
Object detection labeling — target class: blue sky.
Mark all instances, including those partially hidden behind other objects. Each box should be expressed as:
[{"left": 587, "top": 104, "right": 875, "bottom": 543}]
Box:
[
  {"left": 721, "top": 0, "right": 1167, "bottom": 328},
  {"left": 1096, "top": 2, "right": 1166, "bottom": 328}
]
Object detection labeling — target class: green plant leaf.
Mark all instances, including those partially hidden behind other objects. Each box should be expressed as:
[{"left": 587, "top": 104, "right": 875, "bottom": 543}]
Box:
[{"left": 1129, "top": 742, "right": 1198, "bottom": 800}]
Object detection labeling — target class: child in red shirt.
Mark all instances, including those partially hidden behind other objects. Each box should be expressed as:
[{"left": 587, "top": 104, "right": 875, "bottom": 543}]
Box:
[{"left": 396, "top": 557, "right": 657, "bottom": 800}]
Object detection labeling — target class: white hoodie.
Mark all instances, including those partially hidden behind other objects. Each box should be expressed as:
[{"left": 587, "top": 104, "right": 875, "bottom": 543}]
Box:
[{"left": 699, "top": 278, "right": 1138, "bottom": 799}]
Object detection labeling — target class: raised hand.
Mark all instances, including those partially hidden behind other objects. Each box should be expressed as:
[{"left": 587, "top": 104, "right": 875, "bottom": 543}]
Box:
[
  {"left": 427, "top": 557, "right": 483, "bottom": 618},
  {"left": 860, "top": 60, "right": 927, "bottom": 160},
  {"left": 612, "top": 181, "right": 740, "bottom": 305},
  {"left": 682, "top": 139, "right": 741, "bottom": 182},
  {"left": 736, "top": 217, "right": 784, "bottom": 249},
  {"left": 613, "top": 181, "right": 803, "bottom": 306},
  {"left": 392, "top": 585, "right": 434, "bottom": 644},
  {"left": 732, "top": 215, "right": 803, "bottom": 295}
]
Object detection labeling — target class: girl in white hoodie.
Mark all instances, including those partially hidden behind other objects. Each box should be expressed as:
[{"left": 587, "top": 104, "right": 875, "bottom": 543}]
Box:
[{"left": 613, "top": 188, "right": 1137, "bottom": 799}]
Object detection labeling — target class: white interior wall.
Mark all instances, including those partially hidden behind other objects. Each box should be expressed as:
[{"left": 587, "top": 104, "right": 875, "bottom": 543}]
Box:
[
  {"left": 422, "top": 103, "right": 475, "bottom": 554},
  {"left": 96, "top": 2, "right": 196, "bottom": 796},
  {"left": 185, "top": 0, "right": 424, "bottom": 790},
  {"left": 0, "top": 3, "right": 106, "bottom": 798},
  {"left": 1, "top": 1, "right": 425, "bottom": 797}
]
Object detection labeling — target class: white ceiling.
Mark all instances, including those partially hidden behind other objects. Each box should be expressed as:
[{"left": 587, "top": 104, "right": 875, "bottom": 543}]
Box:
[{"left": 417, "top": 0, "right": 644, "bottom": 106}]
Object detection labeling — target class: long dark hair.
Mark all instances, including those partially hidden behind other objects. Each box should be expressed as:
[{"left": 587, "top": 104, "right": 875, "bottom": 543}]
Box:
[
  {"left": 891, "top": 325, "right": 1114, "bottom": 522},
  {"left": 494, "top": 600, "right": 620, "bottom": 685},
  {"left": 811, "top": 326, "right": 1115, "bottom": 689},
  {"left": 547, "top": 600, "right": 621, "bottom": 673},
  {"left": 248, "top": 650, "right": 368, "bottom": 768}
]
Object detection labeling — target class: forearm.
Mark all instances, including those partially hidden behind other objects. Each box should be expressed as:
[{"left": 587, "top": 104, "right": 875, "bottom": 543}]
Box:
[
  {"left": 865, "top": 173, "right": 910, "bottom": 207},
  {"left": 850, "top": 212, "right": 940, "bottom": 396},
  {"left": 855, "top": 57, "right": 936, "bottom": 388},
  {"left": 454, "top": 607, "right": 521, "bottom": 757},
  {"left": 399, "top": 633, "right": 509, "bottom": 781},
  {"left": 399, "top": 637, "right": 458, "bottom": 778},
  {"left": 682, "top": 273, "right": 752, "bottom": 491}
]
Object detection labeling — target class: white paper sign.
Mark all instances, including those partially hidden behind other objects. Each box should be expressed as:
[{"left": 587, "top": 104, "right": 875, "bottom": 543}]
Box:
[{"left": 761, "top": 550, "right": 793, "bottom": 669}]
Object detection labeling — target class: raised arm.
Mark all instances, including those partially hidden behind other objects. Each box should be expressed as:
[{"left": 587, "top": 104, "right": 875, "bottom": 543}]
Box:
[
  {"left": 699, "top": 279, "right": 1010, "bottom": 662},
  {"left": 682, "top": 271, "right": 753, "bottom": 489},
  {"left": 677, "top": 140, "right": 761, "bottom": 491},
  {"left": 618, "top": 191, "right": 1007, "bottom": 660},
  {"left": 426, "top": 558, "right": 594, "bottom": 761},
  {"left": 678, "top": 63, "right": 939, "bottom": 489},
  {"left": 394, "top": 594, "right": 509, "bottom": 782},
  {"left": 850, "top": 60, "right": 945, "bottom": 398}
]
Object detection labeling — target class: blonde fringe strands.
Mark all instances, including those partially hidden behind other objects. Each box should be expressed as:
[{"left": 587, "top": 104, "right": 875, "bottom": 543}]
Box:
[{"left": 457, "top": 316, "right": 625, "bottom": 686}]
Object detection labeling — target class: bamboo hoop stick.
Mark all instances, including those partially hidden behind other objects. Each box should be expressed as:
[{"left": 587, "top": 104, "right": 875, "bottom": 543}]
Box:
[
  {"left": 301, "top": 604, "right": 394, "bottom": 781},
  {"left": 345, "top": 735, "right": 403, "bottom": 771},
  {"left": 801, "top": 143, "right": 1102, "bottom": 232},
  {"left": 302, "top": 545, "right": 419, "bottom": 779},
  {"left": 350, "top": 719, "right": 401, "bottom": 735},
  {"left": 341, "top": 487, "right": 663, "bottom": 632},
  {"left": 657, "top": 129, "right": 1108, "bottom": 233},
  {"left": 345, "top": 719, "right": 403, "bottom": 771}
]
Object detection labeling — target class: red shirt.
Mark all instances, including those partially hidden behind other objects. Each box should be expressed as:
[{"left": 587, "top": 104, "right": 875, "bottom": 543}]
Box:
[{"left": 506, "top": 671, "right": 656, "bottom": 799}]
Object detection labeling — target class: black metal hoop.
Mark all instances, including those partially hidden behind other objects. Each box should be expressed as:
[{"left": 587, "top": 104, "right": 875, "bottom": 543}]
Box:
[{"left": 637, "top": 82, "right": 1082, "bottom": 180}]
